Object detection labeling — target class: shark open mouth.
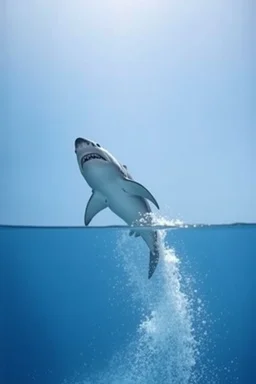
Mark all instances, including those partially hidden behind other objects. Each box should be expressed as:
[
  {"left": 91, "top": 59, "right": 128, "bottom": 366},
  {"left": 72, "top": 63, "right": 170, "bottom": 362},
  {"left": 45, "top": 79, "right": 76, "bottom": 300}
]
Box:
[{"left": 81, "top": 153, "right": 106, "bottom": 167}]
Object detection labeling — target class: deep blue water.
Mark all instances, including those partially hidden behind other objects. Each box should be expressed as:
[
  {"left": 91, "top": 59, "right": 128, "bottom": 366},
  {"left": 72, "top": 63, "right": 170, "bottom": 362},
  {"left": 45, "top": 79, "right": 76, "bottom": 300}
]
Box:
[{"left": 0, "top": 224, "right": 255, "bottom": 384}]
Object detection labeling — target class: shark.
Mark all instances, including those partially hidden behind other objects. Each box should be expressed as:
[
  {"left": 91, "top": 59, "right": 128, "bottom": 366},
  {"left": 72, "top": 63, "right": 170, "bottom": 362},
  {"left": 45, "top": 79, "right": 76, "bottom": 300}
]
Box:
[{"left": 74, "top": 137, "right": 161, "bottom": 279}]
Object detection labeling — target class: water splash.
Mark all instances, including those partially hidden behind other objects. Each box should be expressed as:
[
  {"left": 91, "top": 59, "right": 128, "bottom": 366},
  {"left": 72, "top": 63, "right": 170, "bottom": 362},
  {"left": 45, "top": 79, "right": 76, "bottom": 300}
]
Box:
[
  {"left": 64, "top": 218, "right": 203, "bottom": 384},
  {"left": 110, "top": 229, "right": 198, "bottom": 384}
]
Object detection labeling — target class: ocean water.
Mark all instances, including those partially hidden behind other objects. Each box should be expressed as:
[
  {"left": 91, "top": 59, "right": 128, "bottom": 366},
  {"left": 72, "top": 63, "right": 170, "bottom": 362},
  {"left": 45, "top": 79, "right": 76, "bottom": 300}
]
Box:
[{"left": 0, "top": 223, "right": 255, "bottom": 384}]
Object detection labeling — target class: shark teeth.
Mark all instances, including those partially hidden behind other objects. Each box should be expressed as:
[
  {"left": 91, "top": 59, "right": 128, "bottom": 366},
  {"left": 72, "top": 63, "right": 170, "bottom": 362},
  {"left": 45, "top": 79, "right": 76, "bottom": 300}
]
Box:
[{"left": 81, "top": 153, "right": 106, "bottom": 166}]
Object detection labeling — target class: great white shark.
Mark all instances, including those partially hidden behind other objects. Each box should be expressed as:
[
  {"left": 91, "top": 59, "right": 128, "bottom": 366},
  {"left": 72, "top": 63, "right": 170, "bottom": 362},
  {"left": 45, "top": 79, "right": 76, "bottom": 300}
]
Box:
[{"left": 74, "top": 137, "right": 161, "bottom": 279}]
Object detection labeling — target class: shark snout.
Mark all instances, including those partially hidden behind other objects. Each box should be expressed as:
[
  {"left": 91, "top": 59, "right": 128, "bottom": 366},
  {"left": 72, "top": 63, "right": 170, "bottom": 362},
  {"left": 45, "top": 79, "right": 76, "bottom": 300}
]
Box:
[
  {"left": 74, "top": 137, "right": 92, "bottom": 153},
  {"left": 74, "top": 137, "right": 103, "bottom": 154},
  {"left": 75, "top": 137, "right": 89, "bottom": 148}
]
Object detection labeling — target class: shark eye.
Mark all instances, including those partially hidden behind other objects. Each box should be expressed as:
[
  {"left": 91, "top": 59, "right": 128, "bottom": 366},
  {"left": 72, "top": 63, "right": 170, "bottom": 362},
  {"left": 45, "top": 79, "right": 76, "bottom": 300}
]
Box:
[{"left": 96, "top": 143, "right": 101, "bottom": 147}]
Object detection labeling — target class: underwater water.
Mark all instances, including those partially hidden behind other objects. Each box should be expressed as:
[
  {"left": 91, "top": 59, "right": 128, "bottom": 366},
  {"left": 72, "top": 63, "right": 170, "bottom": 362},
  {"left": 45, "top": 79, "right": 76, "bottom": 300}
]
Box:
[{"left": 0, "top": 223, "right": 255, "bottom": 384}]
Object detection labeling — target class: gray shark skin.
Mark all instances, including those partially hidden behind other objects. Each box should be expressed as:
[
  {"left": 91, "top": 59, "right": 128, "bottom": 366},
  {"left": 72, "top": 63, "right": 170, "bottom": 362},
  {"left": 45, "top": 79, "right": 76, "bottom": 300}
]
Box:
[{"left": 74, "top": 137, "right": 161, "bottom": 279}]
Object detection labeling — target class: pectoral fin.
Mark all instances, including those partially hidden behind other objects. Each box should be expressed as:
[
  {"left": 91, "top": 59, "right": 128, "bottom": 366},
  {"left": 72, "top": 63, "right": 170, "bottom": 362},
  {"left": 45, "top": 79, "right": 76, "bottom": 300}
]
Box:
[
  {"left": 121, "top": 177, "right": 159, "bottom": 209},
  {"left": 84, "top": 191, "right": 107, "bottom": 226}
]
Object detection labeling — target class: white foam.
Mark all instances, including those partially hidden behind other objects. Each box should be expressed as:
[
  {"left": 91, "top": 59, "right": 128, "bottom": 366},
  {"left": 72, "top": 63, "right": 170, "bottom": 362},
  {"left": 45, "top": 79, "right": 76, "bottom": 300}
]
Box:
[{"left": 65, "top": 219, "right": 203, "bottom": 384}]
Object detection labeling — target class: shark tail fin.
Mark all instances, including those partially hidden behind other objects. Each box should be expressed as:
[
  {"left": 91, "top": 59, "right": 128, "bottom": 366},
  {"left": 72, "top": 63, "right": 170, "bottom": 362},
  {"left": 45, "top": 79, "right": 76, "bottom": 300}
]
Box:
[
  {"left": 148, "top": 250, "right": 160, "bottom": 279},
  {"left": 148, "top": 231, "right": 160, "bottom": 279}
]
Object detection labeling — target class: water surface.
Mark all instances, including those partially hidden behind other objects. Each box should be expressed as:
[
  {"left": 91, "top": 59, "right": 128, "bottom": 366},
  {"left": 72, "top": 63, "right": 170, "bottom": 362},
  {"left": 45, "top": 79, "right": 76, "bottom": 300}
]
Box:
[{"left": 1, "top": 224, "right": 255, "bottom": 383}]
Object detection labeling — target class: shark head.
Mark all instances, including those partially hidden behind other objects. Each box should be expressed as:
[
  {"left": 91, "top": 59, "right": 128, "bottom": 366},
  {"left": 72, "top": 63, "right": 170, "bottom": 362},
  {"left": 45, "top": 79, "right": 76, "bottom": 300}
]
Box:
[
  {"left": 74, "top": 137, "right": 109, "bottom": 170},
  {"left": 74, "top": 137, "right": 126, "bottom": 189}
]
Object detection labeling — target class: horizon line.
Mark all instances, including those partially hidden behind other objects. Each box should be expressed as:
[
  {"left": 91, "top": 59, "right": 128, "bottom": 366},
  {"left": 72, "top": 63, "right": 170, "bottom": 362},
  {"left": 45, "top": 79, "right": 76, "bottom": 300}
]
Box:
[{"left": 0, "top": 223, "right": 255, "bottom": 230}]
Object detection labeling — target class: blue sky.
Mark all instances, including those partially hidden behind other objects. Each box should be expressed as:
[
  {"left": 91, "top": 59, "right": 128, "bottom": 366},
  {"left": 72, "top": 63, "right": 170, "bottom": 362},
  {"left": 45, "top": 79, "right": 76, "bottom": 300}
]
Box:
[{"left": 1, "top": 0, "right": 255, "bottom": 226}]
